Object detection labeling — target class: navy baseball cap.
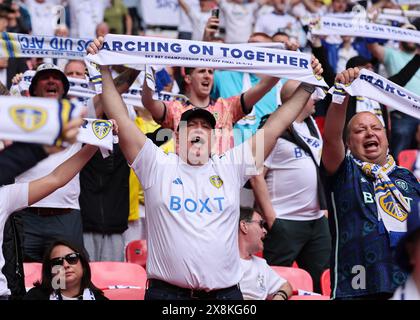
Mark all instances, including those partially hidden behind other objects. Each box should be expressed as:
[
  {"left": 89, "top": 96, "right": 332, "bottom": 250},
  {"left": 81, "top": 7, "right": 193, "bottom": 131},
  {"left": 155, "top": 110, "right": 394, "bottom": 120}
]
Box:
[
  {"left": 179, "top": 108, "right": 216, "bottom": 129},
  {"left": 396, "top": 199, "right": 420, "bottom": 272}
]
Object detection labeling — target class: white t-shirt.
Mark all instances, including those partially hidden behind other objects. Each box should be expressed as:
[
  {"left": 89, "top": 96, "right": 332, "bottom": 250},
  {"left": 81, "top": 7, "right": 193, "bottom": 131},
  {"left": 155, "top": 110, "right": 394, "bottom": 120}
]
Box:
[
  {"left": 15, "top": 143, "right": 82, "bottom": 209},
  {"left": 264, "top": 121, "right": 324, "bottom": 221},
  {"left": 390, "top": 275, "right": 420, "bottom": 300},
  {"left": 254, "top": 11, "right": 306, "bottom": 47},
  {"left": 219, "top": 0, "right": 258, "bottom": 44},
  {"left": 240, "top": 256, "right": 287, "bottom": 300},
  {"left": 0, "top": 183, "right": 28, "bottom": 296},
  {"left": 26, "top": 0, "right": 61, "bottom": 36},
  {"left": 188, "top": 8, "right": 212, "bottom": 41},
  {"left": 131, "top": 139, "right": 257, "bottom": 290},
  {"left": 68, "top": 0, "right": 107, "bottom": 38},
  {"left": 178, "top": 0, "right": 199, "bottom": 33}
]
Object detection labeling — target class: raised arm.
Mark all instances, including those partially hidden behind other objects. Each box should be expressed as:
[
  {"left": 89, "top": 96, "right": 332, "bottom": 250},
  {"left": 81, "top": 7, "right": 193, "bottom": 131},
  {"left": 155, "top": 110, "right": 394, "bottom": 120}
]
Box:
[
  {"left": 249, "top": 57, "right": 323, "bottom": 170},
  {"left": 141, "top": 74, "right": 166, "bottom": 123},
  {"left": 92, "top": 67, "right": 140, "bottom": 117},
  {"left": 322, "top": 68, "right": 359, "bottom": 175},
  {"left": 249, "top": 167, "right": 276, "bottom": 230},
  {"left": 367, "top": 42, "right": 385, "bottom": 63},
  {"left": 242, "top": 76, "right": 279, "bottom": 114},
  {"left": 28, "top": 145, "right": 97, "bottom": 205},
  {"left": 88, "top": 37, "right": 147, "bottom": 164}
]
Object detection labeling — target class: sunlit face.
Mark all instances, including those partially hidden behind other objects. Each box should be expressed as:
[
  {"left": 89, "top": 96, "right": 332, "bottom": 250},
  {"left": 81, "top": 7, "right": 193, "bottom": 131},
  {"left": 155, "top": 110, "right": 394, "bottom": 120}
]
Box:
[
  {"left": 64, "top": 61, "right": 86, "bottom": 79},
  {"left": 50, "top": 245, "right": 83, "bottom": 290},
  {"left": 246, "top": 212, "right": 267, "bottom": 255},
  {"left": 33, "top": 71, "right": 65, "bottom": 98},
  {"left": 185, "top": 68, "right": 214, "bottom": 99},
  {"left": 347, "top": 112, "right": 388, "bottom": 165},
  {"left": 177, "top": 116, "right": 213, "bottom": 166}
]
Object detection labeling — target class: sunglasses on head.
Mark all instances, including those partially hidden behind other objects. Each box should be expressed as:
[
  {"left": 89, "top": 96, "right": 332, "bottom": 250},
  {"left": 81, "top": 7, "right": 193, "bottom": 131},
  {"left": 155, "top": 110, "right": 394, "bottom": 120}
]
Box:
[{"left": 50, "top": 252, "right": 80, "bottom": 267}]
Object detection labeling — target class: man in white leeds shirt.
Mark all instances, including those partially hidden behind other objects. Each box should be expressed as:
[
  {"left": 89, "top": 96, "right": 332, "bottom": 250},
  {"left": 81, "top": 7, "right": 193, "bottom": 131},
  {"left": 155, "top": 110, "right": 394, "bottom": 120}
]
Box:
[{"left": 87, "top": 36, "right": 323, "bottom": 300}]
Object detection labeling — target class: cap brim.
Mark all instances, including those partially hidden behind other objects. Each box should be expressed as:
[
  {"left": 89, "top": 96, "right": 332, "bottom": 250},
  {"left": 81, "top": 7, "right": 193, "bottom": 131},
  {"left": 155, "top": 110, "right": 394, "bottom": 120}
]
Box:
[{"left": 29, "top": 69, "right": 69, "bottom": 97}]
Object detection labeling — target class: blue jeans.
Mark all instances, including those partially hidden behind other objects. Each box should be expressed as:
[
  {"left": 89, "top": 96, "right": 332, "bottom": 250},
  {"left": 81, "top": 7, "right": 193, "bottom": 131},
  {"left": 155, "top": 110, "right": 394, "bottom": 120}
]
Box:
[
  {"left": 145, "top": 280, "right": 243, "bottom": 300},
  {"left": 390, "top": 111, "right": 420, "bottom": 160}
]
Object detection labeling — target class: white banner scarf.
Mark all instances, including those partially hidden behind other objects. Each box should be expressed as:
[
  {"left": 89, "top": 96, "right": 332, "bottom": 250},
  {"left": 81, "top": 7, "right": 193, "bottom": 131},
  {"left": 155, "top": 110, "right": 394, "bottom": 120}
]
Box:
[
  {"left": 329, "top": 69, "right": 420, "bottom": 120},
  {"left": 351, "top": 154, "right": 410, "bottom": 239},
  {"left": 311, "top": 17, "right": 420, "bottom": 44},
  {"left": 0, "top": 96, "right": 83, "bottom": 147},
  {"left": 84, "top": 34, "right": 328, "bottom": 88},
  {"left": 10, "top": 70, "right": 188, "bottom": 107},
  {"left": 0, "top": 32, "right": 91, "bottom": 59},
  {"left": 77, "top": 118, "right": 113, "bottom": 151}
]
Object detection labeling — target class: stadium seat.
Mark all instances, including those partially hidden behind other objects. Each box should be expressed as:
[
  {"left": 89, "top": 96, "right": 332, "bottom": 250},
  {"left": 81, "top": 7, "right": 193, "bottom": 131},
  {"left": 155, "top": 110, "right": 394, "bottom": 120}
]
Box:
[
  {"left": 398, "top": 149, "right": 418, "bottom": 170},
  {"left": 125, "top": 240, "right": 148, "bottom": 268},
  {"left": 90, "top": 262, "right": 147, "bottom": 300},
  {"left": 320, "top": 269, "right": 331, "bottom": 297},
  {"left": 23, "top": 262, "right": 42, "bottom": 289},
  {"left": 270, "top": 266, "right": 313, "bottom": 292}
]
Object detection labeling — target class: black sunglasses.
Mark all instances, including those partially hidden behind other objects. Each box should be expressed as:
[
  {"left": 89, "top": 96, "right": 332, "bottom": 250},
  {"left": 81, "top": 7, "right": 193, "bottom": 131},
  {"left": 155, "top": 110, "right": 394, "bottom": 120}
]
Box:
[
  {"left": 50, "top": 252, "right": 80, "bottom": 267},
  {"left": 247, "top": 219, "right": 266, "bottom": 229}
]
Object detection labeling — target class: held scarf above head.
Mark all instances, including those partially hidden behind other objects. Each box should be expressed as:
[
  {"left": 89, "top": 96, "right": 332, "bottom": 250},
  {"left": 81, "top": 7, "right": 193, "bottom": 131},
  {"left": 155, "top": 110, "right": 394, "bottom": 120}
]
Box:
[
  {"left": 84, "top": 34, "right": 328, "bottom": 91},
  {"left": 50, "top": 288, "right": 96, "bottom": 300},
  {"left": 330, "top": 69, "right": 420, "bottom": 121},
  {"left": 351, "top": 154, "right": 411, "bottom": 246}
]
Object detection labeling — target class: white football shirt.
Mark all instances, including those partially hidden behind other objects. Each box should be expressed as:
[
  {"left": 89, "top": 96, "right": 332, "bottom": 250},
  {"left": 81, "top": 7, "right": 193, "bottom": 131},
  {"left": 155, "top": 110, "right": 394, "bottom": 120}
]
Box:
[
  {"left": 131, "top": 139, "right": 257, "bottom": 290},
  {"left": 240, "top": 256, "right": 287, "bottom": 300},
  {"left": 0, "top": 183, "right": 28, "bottom": 296},
  {"left": 264, "top": 122, "right": 324, "bottom": 221}
]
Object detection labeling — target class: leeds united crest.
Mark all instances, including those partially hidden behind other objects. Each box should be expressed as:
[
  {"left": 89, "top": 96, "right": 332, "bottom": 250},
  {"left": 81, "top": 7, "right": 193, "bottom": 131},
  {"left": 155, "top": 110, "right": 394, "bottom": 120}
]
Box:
[{"left": 9, "top": 106, "right": 47, "bottom": 132}]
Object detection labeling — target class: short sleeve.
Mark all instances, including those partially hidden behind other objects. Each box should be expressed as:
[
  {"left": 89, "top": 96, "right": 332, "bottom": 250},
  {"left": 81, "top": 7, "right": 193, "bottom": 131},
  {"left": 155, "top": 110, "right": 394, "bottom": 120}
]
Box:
[
  {"left": 0, "top": 183, "right": 29, "bottom": 219},
  {"left": 130, "top": 139, "right": 167, "bottom": 190},
  {"left": 383, "top": 47, "right": 394, "bottom": 69},
  {"left": 265, "top": 264, "right": 287, "bottom": 298},
  {"left": 160, "top": 101, "right": 175, "bottom": 129}
]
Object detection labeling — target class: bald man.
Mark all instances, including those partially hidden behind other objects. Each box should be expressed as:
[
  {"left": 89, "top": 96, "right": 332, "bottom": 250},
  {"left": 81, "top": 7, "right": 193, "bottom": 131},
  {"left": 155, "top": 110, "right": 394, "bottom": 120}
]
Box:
[
  {"left": 323, "top": 68, "right": 420, "bottom": 299},
  {"left": 250, "top": 80, "right": 331, "bottom": 293}
]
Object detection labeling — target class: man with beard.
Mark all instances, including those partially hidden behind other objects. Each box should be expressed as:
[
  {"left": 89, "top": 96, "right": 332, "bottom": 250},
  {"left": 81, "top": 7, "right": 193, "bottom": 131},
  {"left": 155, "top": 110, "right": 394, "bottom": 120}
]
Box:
[{"left": 367, "top": 24, "right": 420, "bottom": 159}]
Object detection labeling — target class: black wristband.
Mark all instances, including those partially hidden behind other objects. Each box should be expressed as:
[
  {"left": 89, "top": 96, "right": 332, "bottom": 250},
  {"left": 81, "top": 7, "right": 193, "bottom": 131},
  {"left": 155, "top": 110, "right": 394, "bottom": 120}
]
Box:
[{"left": 274, "top": 289, "right": 289, "bottom": 300}]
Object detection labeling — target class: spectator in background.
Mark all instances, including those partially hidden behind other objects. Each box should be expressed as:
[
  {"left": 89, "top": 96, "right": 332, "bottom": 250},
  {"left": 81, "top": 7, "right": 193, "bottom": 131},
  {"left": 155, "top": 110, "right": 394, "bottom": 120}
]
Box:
[
  {"left": 217, "top": 0, "right": 260, "bottom": 44},
  {"left": 0, "top": 5, "right": 27, "bottom": 93},
  {"left": 336, "top": 36, "right": 358, "bottom": 73},
  {"left": 178, "top": 0, "right": 199, "bottom": 40},
  {"left": 178, "top": 0, "right": 215, "bottom": 41},
  {"left": 291, "top": 0, "right": 327, "bottom": 19},
  {"left": 124, "top": 0, "right": 143, "bottom": 35},
  {"left": 64, "top": 60, "right": 87, "bottom": 80},
  {"left": 6, "top": 0, "right": 32, "bottom": 34},
  {"left": 250, "top": 80, "right": 330, "bottom": 293},
  {"left": 68, "top": 0, "right": 107, "bottom": 39},
  {"left": 367, "top": 24, "right": 420, "bottom": 159},
  {"left": 239, "top": 207, "right": 293, "bottom": 300},
  {"left": 24, "top": 0, "right": 59, "bottom": 36},
  {"left": 254, "top": 0, "right": 306, "bottom": 48},
  {"left": 24, "top": 240, "right": 108, "bottom": 300},
  {"left": 104, "top": 0, "right": 132, "bottom": 35}
]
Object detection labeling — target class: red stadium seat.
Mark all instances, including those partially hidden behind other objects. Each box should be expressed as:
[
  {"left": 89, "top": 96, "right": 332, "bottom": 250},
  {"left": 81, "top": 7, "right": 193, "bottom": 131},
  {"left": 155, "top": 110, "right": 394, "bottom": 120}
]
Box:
[
  {"left": 125, "top": 240, "right": 148, "bottom": 268},
  {"left": 320, "top": 269, "right": 331, "bottom": 297},
  {"left": 90, "top": 262, "right": 147, "bottom": 300},
  {"left": 398, "top": 149, "right": 418, "bottom": 170},
  {"left": 23, "top": 262, "right": 42, "bottom": 289},
  {"left": 270, "top": 266, "right": 313, "bottom": 292}
]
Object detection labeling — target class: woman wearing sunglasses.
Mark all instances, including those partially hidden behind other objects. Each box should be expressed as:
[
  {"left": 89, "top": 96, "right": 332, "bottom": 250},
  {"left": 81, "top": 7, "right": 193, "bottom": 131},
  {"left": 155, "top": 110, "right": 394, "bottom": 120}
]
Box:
[{"left": 24, "top": 240, "right": 107, "bottom": 300}]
